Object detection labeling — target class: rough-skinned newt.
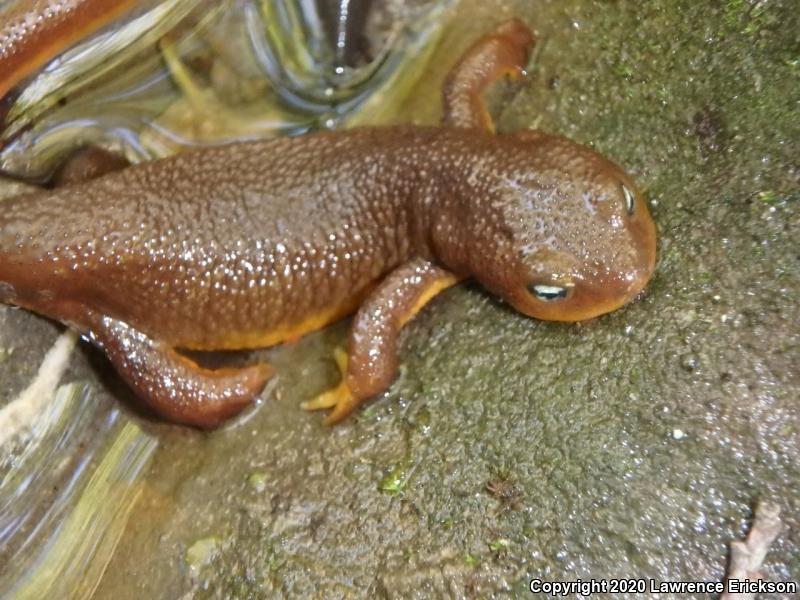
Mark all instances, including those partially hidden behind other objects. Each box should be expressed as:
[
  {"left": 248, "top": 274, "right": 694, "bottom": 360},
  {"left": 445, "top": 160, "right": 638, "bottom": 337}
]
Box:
[{"left": 0, "top": 18, "right": 657, "bottom": 428}]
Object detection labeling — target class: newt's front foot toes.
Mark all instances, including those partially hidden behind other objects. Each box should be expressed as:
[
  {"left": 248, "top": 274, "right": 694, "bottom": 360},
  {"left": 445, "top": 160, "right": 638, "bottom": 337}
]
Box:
[
  {"left": 301, "top": 381, "right": 359, "bottom": 425},
  {"left": 323, "top": 382, "right": 359, "bottom": 425},
  {"left": 301, "top": 347, "right": 358, "bottom": 422},
  {"left": 301, "top": 382, "right": 345, "bottom": 411}
]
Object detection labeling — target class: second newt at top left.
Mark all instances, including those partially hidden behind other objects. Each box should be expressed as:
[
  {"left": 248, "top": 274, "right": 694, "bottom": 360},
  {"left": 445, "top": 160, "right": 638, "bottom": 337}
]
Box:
[{"left": 0, "top": 17, "right": 657, "bottom": 428}]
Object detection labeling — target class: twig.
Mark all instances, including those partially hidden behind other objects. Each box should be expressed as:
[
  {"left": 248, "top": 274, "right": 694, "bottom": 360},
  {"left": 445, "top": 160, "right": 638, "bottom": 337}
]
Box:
[{"left": 721, "top": 501, "right": 782, "bottom": 600}]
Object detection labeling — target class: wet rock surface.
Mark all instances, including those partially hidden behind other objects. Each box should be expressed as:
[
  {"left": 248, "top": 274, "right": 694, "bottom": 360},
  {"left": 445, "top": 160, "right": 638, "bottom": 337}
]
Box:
[{"left": 1, "top": 0, "right": 798, "bottom": 597}]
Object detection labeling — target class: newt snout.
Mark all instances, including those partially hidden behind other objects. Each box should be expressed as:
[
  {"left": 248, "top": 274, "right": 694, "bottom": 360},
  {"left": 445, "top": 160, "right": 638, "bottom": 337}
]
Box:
[{"left": 432, "top": 131, "right": 656, "bottom": 323}]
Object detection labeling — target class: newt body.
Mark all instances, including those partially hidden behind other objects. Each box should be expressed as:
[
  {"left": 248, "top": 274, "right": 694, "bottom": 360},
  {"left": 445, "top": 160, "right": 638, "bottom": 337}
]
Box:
[{"left": 0, "top": 19, "right": 656, "bottom": 427}]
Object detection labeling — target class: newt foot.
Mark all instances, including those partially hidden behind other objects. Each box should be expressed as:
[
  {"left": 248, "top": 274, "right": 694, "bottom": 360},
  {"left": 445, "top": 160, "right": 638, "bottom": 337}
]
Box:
[{"left": 302, "top": 347, "right": 360, "bottom": 424}]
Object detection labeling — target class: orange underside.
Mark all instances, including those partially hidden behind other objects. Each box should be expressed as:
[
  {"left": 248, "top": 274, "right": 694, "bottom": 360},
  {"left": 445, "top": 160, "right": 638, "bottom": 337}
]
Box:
[
  {"left": 179, "top": 292, "right": 372, "bottom": 352},
  {"left": 179, "top": 272, "right": 461, "bottom": 353}
]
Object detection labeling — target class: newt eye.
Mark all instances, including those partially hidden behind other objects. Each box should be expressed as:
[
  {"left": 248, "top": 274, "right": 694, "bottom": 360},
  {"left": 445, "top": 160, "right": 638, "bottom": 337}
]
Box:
[
  {"left": 528, "top": 283, "right": 570, "bottom": 301},
  {"left": 622, "top": 184, "right": 635, "bottom": 215}
]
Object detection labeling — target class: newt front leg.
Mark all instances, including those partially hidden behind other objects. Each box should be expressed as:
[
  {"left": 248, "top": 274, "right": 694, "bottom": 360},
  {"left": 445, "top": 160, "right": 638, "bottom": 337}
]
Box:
[
  {"left": 442, "top": 18, "right": 535, "bottom": 131},
  {"left": 304, "top": 260, "right": 461, "bottom": 424}
]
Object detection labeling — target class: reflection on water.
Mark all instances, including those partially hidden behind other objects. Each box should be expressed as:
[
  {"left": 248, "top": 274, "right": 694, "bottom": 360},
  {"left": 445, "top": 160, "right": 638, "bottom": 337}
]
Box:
[
  {"left": 0, "top": 384, "right": 157, "bottom": 599},
  {"left": 0, "top": 0, "right": 450, "bottom": 597}
]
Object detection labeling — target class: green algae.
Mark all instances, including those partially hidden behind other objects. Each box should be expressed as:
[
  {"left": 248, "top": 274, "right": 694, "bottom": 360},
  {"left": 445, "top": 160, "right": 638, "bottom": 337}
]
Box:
[{"left": 185, "top": 536, "right": 222, "bottom": 571}]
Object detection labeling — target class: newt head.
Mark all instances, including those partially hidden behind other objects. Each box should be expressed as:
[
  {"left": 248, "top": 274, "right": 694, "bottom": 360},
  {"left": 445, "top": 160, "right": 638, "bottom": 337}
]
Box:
[{"left": 446, "top": 131, "right": 657, "bottom": 322}]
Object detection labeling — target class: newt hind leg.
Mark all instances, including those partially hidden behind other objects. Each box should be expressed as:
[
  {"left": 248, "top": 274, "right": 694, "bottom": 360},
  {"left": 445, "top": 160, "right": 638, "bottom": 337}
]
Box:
[
  {"left": 86, "top": 313, "right": 271, "bottom": 429},
  {"left": 442, "top": 19, "right": 535, "bottom": 131}
]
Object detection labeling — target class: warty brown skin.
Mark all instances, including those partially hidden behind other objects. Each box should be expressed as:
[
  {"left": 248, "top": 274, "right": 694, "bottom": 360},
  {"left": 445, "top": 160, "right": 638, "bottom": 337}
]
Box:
[{"left": 0, "top": 19, "right": 657, "bottom": 427}]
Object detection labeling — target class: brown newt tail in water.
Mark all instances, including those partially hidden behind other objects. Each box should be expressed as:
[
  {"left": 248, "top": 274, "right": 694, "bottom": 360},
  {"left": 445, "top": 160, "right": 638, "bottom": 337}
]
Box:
[{"left": 0, "top": 19, "right": 657, "bottom": 428}]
